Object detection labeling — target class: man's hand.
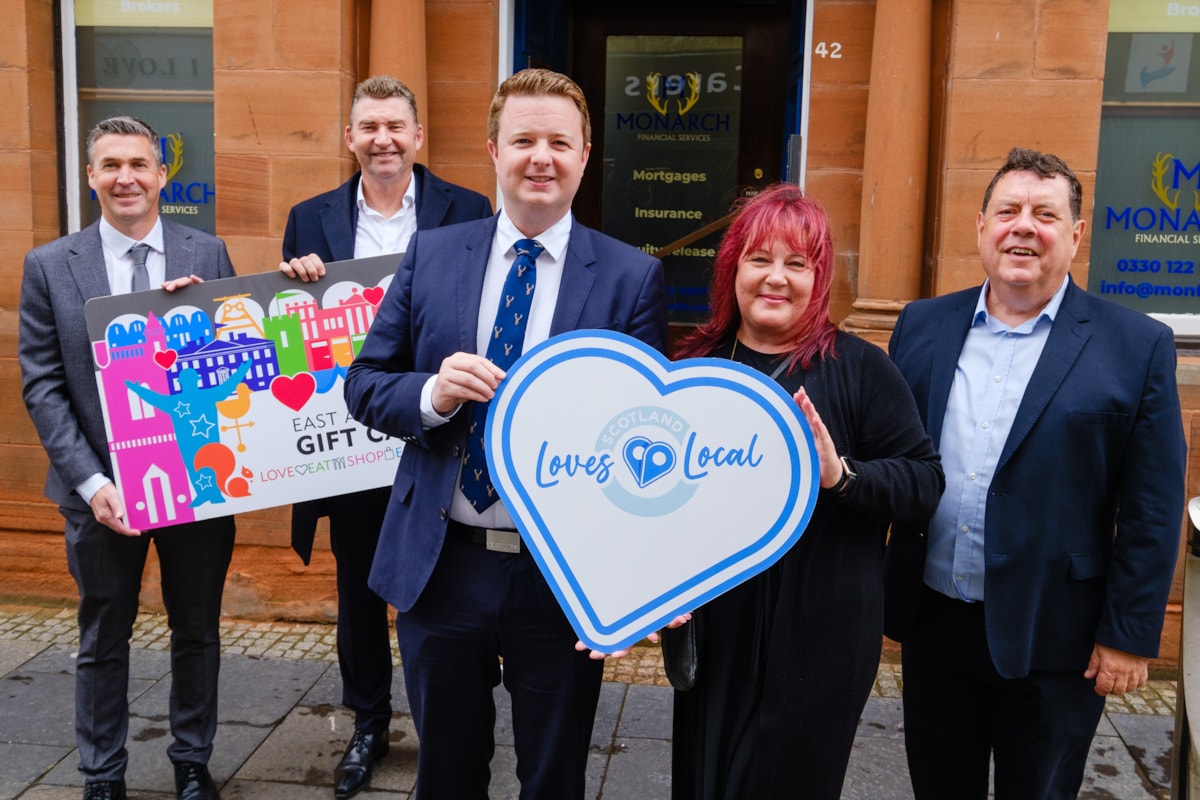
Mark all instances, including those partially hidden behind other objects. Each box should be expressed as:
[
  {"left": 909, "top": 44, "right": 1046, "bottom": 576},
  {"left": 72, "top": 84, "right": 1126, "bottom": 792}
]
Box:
[
  {"left": 1084, "top": 643, "right": 1149, "bottom": 697},
  {"left": 431, "top": 353, "right": 505, "bottom": 415},
  {"left": 161, "top": 275, "right": 204, "bottom": 292},
  {"left": 90, "top": 482, "right": 141, "bottom": 537},
  {"left": 279, "top": 254, "right": 327, "bottom": 283}
]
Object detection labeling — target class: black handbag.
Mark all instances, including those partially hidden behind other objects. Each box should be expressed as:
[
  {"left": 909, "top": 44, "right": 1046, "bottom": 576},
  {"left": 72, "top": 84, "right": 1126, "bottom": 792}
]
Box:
[{"left": 660, "top": 614, "right": 699, "bottom": 691}]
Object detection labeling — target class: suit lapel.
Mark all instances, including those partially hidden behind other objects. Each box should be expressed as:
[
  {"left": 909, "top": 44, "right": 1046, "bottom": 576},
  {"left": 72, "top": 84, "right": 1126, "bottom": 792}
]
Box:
[
  {"left": 320, "top": 175, "right": 359, "bottom": 261},
  {"left": 456, "top": 220, "right": 497, "bottom": 353},
  {"left": 67, "top": 225, "right": 112, "bottom": 300},
  {"left": 414, "top": 167, "right": 451, "bottom": 229},
  {"left": 161, "top": 220, "right": 195, "bottom": 281},
  {"left": 996, "top": 280, "right": 1090, "bottom": 471},
  {"left": 926, "top": 293, "right": 976, "bottom": 446},
  {"left": 549, "top": 223, "right": 597, "bottom": 335}
]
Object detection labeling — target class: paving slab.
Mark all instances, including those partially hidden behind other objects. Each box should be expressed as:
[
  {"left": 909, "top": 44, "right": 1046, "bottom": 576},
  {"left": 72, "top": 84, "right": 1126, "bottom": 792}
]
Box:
[
  {"left": 617, "top": 684, "right": 673, "bottom": 740},
  {"left": 38, "top": 717, "right": 269, "bottom": 794},
  {"left": 1108, "top": 712, "right": 1176, "bottom": 798},
  {"left": 221, "top": 779, "right": 408, "bottom": 798},
  {"left": 233, "top": 704, "right": 417, "bottom": 795},
  {"left": 0, "top": 668, "right": 77, "bottom": 747},
  {"left": 0, "top": 640, "right": 47, "bottom": 679},
  {"left": 299, "top": 662, "right": 410, "bottom": 716},
  {"left": 599, "top": 737, "right": 672, "bottom": 800},
  {"left": 0, "top": 743, "right": 73, "bottom": 799}
]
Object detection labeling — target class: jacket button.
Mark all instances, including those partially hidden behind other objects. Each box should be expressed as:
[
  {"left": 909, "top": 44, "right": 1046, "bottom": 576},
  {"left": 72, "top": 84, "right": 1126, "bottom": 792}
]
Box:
[{"left": 439, "top": 508, "right": 448, "bottom": 521}]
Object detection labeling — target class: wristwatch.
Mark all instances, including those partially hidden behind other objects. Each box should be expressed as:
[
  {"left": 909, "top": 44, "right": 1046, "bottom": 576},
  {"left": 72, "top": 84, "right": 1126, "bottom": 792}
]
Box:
[{"left": 832, "top": 456, "right": 857, "bottom": 496}]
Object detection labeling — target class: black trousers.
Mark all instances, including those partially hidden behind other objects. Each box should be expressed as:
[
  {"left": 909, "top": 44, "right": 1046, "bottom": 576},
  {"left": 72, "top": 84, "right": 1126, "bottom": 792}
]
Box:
[
  {"left": 63, "top": 507, "right": 234, "bottom": 782},
  {"left": 325, "top": 488, "right": 394, "bottom": 734},
  {"left": 901, "top": 586, "right": 1105, "bottom": 800},
  {"left": 394, "top": 532, "right": 604, "bottom": 799}
]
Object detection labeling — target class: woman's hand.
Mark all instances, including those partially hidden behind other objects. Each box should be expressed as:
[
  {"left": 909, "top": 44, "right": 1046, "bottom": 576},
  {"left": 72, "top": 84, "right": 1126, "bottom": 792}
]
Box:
[{"left": 794, "top": 387, "right": 843, "bottom": 489}]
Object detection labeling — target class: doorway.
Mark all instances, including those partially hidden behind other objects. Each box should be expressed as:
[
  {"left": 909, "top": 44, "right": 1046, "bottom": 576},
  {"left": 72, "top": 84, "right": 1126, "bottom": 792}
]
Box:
[{"left": 515, "top": 0, "right": 804, "bottom": 325}]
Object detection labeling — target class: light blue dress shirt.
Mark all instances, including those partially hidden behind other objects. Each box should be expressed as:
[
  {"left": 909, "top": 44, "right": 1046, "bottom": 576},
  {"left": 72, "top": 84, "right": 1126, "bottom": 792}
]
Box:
[{"left": 924, "top": 276, "right": 1070, "bottom": 602}]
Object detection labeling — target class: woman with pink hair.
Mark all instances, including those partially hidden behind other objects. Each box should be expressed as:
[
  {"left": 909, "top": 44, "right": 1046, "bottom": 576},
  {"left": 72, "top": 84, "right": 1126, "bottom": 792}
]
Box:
[{"left": 669, "top": 184, "right": 943, "bottom": 799}]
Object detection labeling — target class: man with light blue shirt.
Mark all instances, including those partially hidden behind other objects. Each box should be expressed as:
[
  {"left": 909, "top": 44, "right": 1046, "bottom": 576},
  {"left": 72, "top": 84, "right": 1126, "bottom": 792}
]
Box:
[{"left": 885, "top": 147, "right": 1185, "bottom": 800}]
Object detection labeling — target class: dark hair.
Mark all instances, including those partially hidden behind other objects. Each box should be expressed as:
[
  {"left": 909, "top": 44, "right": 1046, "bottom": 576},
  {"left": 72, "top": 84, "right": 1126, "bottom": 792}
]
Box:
[
  {"left": 487, "top": 68, "right": 591, "bottom": 146},
  {"left": 351, "top": 74, "right": 419, "bottom": 125},
  {"left": 981, "top": 147, "right": 1083, "bottom": 221},
  {"left": 86, "top": 116, "right": 160, "bottom": 168},
  {"left": 676, "top": 183, "right": 838, "bottom": 371}
]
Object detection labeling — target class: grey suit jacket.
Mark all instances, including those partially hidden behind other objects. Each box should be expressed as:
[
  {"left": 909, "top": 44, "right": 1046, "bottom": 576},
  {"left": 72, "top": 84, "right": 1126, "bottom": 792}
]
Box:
[{"left": 19, "top": 218, "right": 236, "bottom": 512}]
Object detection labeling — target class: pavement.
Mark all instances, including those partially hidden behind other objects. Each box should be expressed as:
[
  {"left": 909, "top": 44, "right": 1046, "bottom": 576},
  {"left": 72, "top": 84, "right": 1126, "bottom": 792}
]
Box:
[{"left": 0, "top": 604, "right": 1180, "bottom": 799}]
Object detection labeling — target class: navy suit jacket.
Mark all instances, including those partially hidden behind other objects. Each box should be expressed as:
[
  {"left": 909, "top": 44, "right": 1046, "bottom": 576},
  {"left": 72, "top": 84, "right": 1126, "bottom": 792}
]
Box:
[
  {"left": 282, "top": 165, "right": 493, "bottom": 562},
  {"left": 885, "top": 278, "right": 1185, "bottom": 678},
  {"left": 281, "top": 164, "right": 493, "bottom": 263},
  {"left": 20, "top": 219, "right": 236, "bottom": 512},
  {"left": 344, "top": 215, "right": 668, "bottom": 612}
]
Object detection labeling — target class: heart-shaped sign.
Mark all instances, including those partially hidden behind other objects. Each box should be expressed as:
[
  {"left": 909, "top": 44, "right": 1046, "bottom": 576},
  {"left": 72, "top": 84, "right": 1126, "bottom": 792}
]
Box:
[
  {"left": 153, "top": 349, "right": 178, "bottom": 370},
  {"left": 487, "top": 330, "right": 818, "bottom": 651},
  {"left": 270, "top": 372, "right": 316, "bottom": 412}
]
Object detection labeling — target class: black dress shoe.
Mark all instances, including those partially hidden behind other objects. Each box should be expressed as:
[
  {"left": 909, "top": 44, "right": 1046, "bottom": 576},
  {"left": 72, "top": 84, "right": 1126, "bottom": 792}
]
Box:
[
  {"left": 334, "top": 729, "right": 390, "bottom": 799},
  {"left": 174, "top": 761, "right": 220, "bottom": 800},
  {"left": 82, "top": 782, "right": 126, "bottom": 800}
]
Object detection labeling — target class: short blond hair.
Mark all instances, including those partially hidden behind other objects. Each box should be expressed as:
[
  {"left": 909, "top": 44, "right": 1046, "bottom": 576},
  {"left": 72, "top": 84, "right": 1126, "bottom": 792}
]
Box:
[
  {"left": 351, "top": 75, "right": 419, "bottom": 125},
  {"left": 487, "top": 68, "right": 590, "bottom": 145}
]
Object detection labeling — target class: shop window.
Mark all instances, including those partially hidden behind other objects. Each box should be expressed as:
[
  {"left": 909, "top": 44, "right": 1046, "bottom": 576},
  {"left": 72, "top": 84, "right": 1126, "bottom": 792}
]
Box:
[
  {"left": 63, "top": 0, "right": 216, "bottom": 233},
  {"left": 1091, "top": 2, "right": 1200, "bottom": 328}
]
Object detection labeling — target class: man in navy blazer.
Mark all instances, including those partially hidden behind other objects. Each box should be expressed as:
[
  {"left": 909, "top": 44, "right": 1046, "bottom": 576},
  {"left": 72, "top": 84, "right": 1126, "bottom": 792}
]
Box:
[
  {"left": 20, "top": 117, "right": 236, "bottom": 800},
  {"left": 278, "top": 75, "right": 491, "bottom": 799},
  {"left": 886, "top": 147, "right": 1185, "bottom": 800},
  {"left": 344, "top": 69, "right": 667, "bottom": 798}
]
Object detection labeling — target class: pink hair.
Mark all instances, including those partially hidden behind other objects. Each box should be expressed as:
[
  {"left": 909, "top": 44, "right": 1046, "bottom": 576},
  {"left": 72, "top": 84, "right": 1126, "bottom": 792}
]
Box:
[{"left": 676, "top": 183, "right": 837, "bottom": 371}]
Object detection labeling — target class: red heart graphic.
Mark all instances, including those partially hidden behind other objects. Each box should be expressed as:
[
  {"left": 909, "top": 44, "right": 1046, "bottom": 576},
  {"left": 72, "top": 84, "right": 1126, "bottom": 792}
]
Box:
[
  {"left": 271, "top": 373, "right": 316, "bottom": 412},
  {"left": 153, "top": 350, "right": 178, "bottom": 369},
  {"left": 363, "top": 286, "right": 385, "bottom": 306}
]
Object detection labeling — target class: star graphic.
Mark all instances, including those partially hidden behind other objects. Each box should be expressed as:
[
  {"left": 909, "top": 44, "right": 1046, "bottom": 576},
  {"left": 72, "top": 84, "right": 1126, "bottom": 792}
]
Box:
[
  {"left": 189, "top": 414, "right": 216, "bottom": 438},
  {"left": 173, "top": 401, "right": 191, "bottom": 418},
  {"left": 194, "top": 472, "right": 215, "bottom": 491}
]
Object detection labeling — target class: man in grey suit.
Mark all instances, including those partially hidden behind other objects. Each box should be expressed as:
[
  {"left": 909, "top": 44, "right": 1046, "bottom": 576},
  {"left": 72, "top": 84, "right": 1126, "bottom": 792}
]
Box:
[{"left": 19, "top": 116, "right": 237, "bottom": 800}]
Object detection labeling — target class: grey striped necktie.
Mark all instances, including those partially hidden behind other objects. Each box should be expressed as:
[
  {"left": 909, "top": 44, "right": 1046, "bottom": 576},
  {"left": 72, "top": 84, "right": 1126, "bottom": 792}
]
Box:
[{"left": 129, "top": 242, "right": 150, "bottom": 293}]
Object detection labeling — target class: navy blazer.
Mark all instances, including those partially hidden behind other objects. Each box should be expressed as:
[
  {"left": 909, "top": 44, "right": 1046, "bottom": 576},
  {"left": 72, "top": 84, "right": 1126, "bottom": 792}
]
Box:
[
  {"left": 344, "top": 216, "right": 668, "bottom": 612},
  {"left": 885, "top": 278, "right": 1185, "bottom": 678},
  {"left": 19, "top": 219, "right": 236, "bottom": 512},
  {"left": 282, "top": 165, "right": 493, "bottom": 562},
  {"left": 281, "top": 164, "right": 493, "bottom": 263}
]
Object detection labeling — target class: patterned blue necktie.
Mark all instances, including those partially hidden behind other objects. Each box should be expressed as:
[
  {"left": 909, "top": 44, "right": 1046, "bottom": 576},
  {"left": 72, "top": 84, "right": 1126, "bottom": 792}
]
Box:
[{"left": 461, "top": 238, "right": 543, "bottom": 511}]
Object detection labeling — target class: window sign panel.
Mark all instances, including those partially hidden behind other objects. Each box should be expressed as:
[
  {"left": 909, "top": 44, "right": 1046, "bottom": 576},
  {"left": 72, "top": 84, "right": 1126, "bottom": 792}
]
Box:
[
  {"left": 73, "top": 0, "right": 215, "bottom": 233},
  {"left": 1090, "top": 2, "right": 1200, "bottom": 317},
  {"left": 1091, "top": 116, "right": 1200, "bottom": 314},
  {"left": 602, "top": 36, "right": 743, "bottom": 324}
]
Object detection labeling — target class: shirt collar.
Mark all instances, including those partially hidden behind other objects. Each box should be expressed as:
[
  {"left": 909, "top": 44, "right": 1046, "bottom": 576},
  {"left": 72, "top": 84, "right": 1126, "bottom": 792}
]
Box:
[
  {"left": 99, "top": 216, "right": 165, "bottom": 257},
  {"left": 972, "top": 274, "right": 1070, "bottom": 331},
  {"left": 495, "top": 209, "right": 572, "bottom": 263},
  {"left": 355, "top": 175, "right": 416, "bottom": 218}
]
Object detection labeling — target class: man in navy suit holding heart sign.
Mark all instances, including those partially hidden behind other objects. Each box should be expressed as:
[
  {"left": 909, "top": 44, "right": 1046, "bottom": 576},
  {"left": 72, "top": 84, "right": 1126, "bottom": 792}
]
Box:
[{"left": 344, "top": 68, "right": 666, "bottom": 799}]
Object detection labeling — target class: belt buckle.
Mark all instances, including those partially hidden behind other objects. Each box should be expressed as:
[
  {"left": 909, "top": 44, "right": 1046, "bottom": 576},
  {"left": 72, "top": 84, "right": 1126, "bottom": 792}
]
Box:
[{"left": 485, "top": 529, "right": 521, "bottom": 554}]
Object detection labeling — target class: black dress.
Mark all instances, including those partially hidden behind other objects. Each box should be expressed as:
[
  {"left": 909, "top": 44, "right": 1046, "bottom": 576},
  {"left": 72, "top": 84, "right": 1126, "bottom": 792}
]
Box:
[{"left": 671, "top": 332, "right": 943, "bottom": 799}]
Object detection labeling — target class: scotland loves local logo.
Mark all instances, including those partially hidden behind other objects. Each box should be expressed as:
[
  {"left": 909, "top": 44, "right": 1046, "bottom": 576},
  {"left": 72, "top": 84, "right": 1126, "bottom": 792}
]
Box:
[{"left": 487, "top": 330, "right": 819, "bottom": 651}]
